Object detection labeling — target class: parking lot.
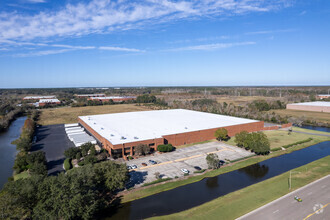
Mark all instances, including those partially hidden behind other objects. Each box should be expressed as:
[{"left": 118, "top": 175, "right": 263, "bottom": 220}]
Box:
[
  {"left": 32, "top": 124, "right": 74, "bottom": 175},
  {"left": 126, "top": 141, "right": 253, "bottom": 187}
]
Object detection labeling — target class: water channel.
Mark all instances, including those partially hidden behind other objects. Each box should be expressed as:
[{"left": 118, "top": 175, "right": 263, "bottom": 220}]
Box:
[
  {"left": 0, "top": 116, "right": 26, "bottom": 189},
  {"left": 110, "top": 140, "right": 330, "bottom": 219}
]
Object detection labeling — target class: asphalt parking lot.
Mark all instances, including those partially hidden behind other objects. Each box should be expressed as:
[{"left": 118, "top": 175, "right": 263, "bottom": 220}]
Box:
[
  {"left": 32, "top": 124, "right": 74, "bottom": 175},
  {"left": 126, "top": 141, "right": 253, "bottom": 187}
]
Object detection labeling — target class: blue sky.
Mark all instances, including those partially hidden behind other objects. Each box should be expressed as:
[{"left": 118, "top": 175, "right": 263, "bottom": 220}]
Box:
[{"left": 0, "top": 0, "right": 329, "bottom": 88}]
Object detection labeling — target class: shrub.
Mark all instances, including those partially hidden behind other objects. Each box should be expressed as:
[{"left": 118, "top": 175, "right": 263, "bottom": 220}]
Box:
[
  {"left": 78, "top": 161, "right": 84, "bottom": 166},
  {"left": 194, "top": 169, "right": 206, "bottom": 174},
  {"left": 143, "top": 178, "right": 172, "bottom": 187},
  {"left": 64, "top": 147, "right": 81, "bottom": 159},
  {"left": 184, "top": 173, "right": 189, "bottom": 176},
  {"left": 157, "top": 144, "right": 174, "bottom": 152},
  {"left": 234, "top": 131, "right": 249, "bottom": 148},
  {"left": 64, "top": 158, "right": 72, "bottom": 171},
  {"left": 282, "top": 138, "right": 313, "bottom": 149}
]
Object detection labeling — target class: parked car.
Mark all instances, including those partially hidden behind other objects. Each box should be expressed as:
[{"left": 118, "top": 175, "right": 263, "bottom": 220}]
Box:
[
  {"left": 181, "top": 168, "right": 189, "bottom": 174},
  {"left": 127, "top": 165, "right": 132, "bottom": 170},
  {"left": 149, "top": 160, "right": 157, "bottom": 165},
  {"left": 142, "top": 163, "right": 148, "bottom": 166},
  {"left": 194, "top": 166, "right": 202, "bottom": 170},
  {"left": 131, "top": 164, "right": 137, "bottom": 169},
  {"left": 219, "top": 160, "right": 226, "bottom": 165}
]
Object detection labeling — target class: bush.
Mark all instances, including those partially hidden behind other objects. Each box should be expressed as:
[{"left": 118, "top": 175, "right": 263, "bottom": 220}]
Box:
[
  {"left": 142, "top": 178, "right": 172, "bottom": 187},
  {"left": 282, "top": 138, "right": 313, "bottom": 149},
  {"left": 78, "top": 161, "right": 84, "bottom": 166},
  {"left": 64, "top": 147, "right": 81, "bottom": 159},
  {"left": 157, "top": 144, "right": 174, "bottom": 152},
  {"left": 234, "top": 131, "right": 249, "bottom": 147},
  {"left": 64, "top": 158, "right": 72, "bottom": 171},
  {"left": 184, "top": 173, "right": 189, "bottom": 176}
]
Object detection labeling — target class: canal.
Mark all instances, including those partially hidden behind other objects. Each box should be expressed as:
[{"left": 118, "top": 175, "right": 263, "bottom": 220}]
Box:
[
  {"left": 110, "top": 140, "right": 330, "bottom": 219},
  {"left": 0, "top": 117, "right": 26, "bottom": 189}
]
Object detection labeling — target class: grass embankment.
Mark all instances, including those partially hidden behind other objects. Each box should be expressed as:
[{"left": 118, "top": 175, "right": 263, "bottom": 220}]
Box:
[
  {"left": 122, "top": 128, "right": 330, "bottom": 203},
  {"left": 272, "top": 109, "right": 330, "bottom": 124},
  {"left": 13, "top": 171, "right": 30, "bottom": 181},
  {"left": 152, "top": 155, "right": 330, "bottom": 220},
  {"left": 38, "top": 104, "right": 149, "bottom": 125}
]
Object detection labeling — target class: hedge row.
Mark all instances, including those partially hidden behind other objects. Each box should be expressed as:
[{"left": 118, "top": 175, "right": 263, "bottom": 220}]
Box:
[
  {"left": 283, "top": 138, "right": 313, "bottom": 149},
  {"left": 194, "top": 169, "right": 206, "bottom": 174},
  {"left": 271, "top": 147, "right": 282, "bottom": 152},
  {"left": 157, "top": 144, "right": 174, "bottom": 152}
]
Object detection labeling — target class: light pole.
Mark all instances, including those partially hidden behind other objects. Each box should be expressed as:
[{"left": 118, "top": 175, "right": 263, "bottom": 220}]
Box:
[{"left": 289, "top": 171, "right": 301, "bottom": 190}]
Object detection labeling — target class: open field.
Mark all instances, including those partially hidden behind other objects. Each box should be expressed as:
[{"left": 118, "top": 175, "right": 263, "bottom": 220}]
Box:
[
  {"left": 227, "top": 127, "right": 330, "bottom": 149},
  {"left": 151, "top": 155, "right": 330, "bottom": 220},
  {"left": 216, "top": 96, "right": 285, "bottom": 106},
  {"left": 38, "top": 104, "right": 149, "bottom": 125},
  {"left": 272, "top": 109, "right": 330, "bottom": 124}
]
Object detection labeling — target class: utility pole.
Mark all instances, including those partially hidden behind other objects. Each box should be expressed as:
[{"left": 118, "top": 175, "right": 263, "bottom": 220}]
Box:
[{"left": 289, "top": 171, "right": 301, "bottom": 190}]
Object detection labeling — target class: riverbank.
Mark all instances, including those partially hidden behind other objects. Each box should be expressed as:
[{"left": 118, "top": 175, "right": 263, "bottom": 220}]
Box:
[
  {"left": 122, "top": 128, "right": 330, "bottom": 203},
  {"left": 151, "top": 155, "right": 330, "bottom": 220}
]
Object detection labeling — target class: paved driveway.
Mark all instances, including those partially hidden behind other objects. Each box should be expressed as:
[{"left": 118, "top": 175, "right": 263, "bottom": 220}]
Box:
[
  {"left": 32, "top": 124, "right": 74, "bottom": 175},
  {"left": 126, "top": 142, "right": 253, "bottom": 187}
]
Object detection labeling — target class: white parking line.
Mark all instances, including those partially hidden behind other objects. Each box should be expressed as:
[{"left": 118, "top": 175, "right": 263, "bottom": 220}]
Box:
[
  {"left": 273, "top": 210, "right": 279, "bottom": 214},
  {"left": 307, "top": 192, "right": 313, "bottom": 195}
]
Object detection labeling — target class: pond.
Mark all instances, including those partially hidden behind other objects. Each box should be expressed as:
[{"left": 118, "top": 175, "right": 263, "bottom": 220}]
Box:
[{"left": 109, "top": 140, "right": 330, "bottom": 219}]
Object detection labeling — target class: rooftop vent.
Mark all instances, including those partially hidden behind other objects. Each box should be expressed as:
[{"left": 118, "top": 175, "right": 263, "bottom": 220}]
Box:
[
  {"left": 110, "top": 134, "right": 114, "bottom": 136},
  {"left": 185, "top": 127, "right": 188, "bottom": 129},
  {"left": 94, "top": 122, "right": 96, "bottom": 125},
  {"left": 101, "top": 127, "right": 104, "bottom": 130},
  {"left": 121, "top": 136, "right": 126, "bottom": 140},
  {"left": 134, "top": 136, "right": 139, "bottom": 139}
]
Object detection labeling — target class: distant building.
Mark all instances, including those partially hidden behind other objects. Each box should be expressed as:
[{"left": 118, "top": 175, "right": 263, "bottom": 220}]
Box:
[
  {"left": 286, "top": 101, "right": 330, "bottom": 113},
  {"left": 76, "top": 94, "right": 105, "bottom": 98},
  {"left": 78, "top": 109, "right": 266, "bottom": 157},
  {"left": 23, "top": 96, "right": 56, "bottom": 100},
  {"left": 89, "top": 96, "right": 136, "bottom": 103},
  {"left": 38, "top": 99, "right": 61, "bottom": 107},
  {"left": 317, "top": 94, "right": 330, "bottom": 100}
]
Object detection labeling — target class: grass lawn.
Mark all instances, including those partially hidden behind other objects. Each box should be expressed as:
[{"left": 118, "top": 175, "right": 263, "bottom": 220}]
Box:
[
  {"left": 13, "top": 171, "right": 30, "bottom": 181},
  {"left": 272, "top": 109, "right": 330, "bottom": 124},
  {"left": 150, "top": 155, "right": 330, "bottom": 220},
  {"left": 226, "top": 127, "right": 330, "bottom": 149},
  {"left": 122, "top": 128, "right": 329, "bottom": 203},
  {"left": 38, "top": 104, "right": 149, "bottom": 125}
]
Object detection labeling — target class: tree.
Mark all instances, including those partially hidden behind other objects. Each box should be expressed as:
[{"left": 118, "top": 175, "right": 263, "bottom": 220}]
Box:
[
  {"left": 76, "top": 152, "right": 82, "bottom": 161},
  {"left": 135, "top": 144, "right": 150, "bottom": 156},
  {"left": 84, "top": 155, "right": 97, "bottom": 165},
  {"left": 243, "top": 132, "right": 270, "bottom": 155},
  {"left": 154, "top": 172, "right": 161, "bottom": 179},
  {"left": 81, "top": 142, "right": 93, "bottom": 156},
  {"left": 206, "top": 153, "right": 220, "bottom": 169},
  {"left": 64, "top": 147, "right": 81, "bottom": 159},
  {"left": 89, "top": 145, "right": 96, "bottom": 156},
  {"left": 214, "top": 128, "right": 228, "bottom": 141},
  {"left": 64, "top": 158, "right": 72, "bottom": 171},
  {"left": 234, "top": 131, "right": 249, "bottom": 148}
]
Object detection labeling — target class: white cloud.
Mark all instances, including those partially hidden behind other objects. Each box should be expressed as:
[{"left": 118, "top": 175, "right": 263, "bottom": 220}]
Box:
[
  {"left": 25, "top": 0, "right": 46, "bottom": 3},
  {"left": 245, "top": 29, "right": 296, "bottom": 35},
  {"left": 0, "top": 0, "right": 292, "bottom": 42},
  {"left": 164, "top": 41, "right": 256, "bottom": 51},
  {"left": 99, "top": 46, "right": 145, "bottom": 52},
  {"left": 15, "top": 49, "right": 73, "bottom": 57}
]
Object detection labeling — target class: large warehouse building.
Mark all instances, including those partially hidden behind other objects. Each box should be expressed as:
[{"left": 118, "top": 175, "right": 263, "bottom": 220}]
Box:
[
  {"left": 286, "top": 101, "right": 330, "bottom": 113},
  {"left": 78, "top": 109, "right": 268, "bottom": 157}
]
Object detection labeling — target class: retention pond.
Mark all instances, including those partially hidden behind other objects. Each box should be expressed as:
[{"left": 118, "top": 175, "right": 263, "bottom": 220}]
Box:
[{"left": 110, "top": 139, "right": 330, "bottom": 219}]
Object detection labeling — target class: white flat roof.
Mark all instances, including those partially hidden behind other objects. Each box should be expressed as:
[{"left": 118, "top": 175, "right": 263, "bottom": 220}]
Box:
[
  {"left": 79, "top": 109, "right": 259, "bottom": 145},
  {"left": 288, "top": 101, "right": 330, "bottom": 107},
  {"left": 90, "top": 96, "right": 135, "bottom": 100},
  {"left": 24, "top": 96, "right": 55, "bottom": 99},
  {"left": 39, "top": 99, "right": 60, "bottom": 103}
]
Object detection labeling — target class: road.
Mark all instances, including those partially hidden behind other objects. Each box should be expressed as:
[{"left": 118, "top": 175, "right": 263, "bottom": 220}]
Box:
[{"left": 238, "top": 175, "right": 330, "bottom": 220}]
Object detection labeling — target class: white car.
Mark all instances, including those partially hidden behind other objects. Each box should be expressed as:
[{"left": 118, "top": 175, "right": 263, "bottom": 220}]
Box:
[
  {"left": 131, "top": 164, "right": 137, "bottom": 169},
  {"left": 181, "top": 168, "right": 189, "bottom": 174}
]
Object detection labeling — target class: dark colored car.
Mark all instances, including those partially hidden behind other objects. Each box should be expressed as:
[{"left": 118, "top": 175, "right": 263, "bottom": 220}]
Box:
[
  {"left": 142, "top": 163, "right": 148, "bottom": 166},
  {"left": 149, "top": 160, "right": 157, "bottom": 165},
  {"left": 194, "top": 166, "right": 202, "bottom": 170},
  {"left": 219, "top": 160, "right": 226, "bottom": 165}
]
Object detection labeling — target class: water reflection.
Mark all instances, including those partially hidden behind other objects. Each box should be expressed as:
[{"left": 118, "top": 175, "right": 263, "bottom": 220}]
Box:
[
  {"left": 206, "top": 176, "right": 219, "bottom": 188},
  {"left": 238, "top": 163, "right": 269, "bottom": 179}
]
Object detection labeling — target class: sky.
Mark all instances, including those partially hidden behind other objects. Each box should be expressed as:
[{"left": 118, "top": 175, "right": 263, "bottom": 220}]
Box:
[{"left": 0, "top": 0, "right": 329, "bottom": 88}]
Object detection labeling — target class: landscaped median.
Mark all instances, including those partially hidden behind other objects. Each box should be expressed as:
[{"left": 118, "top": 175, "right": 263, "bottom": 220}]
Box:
[
  {"left": 150, "top": 155, "right": 330, "bottom": 220},
  {"left": 121, "top": 128, "right": 330, "bottom": 203}
]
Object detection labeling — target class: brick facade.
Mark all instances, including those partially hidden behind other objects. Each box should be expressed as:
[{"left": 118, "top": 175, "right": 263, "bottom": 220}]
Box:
[{"left": 79, "top": 117, "right": 265, "bottom": 157}]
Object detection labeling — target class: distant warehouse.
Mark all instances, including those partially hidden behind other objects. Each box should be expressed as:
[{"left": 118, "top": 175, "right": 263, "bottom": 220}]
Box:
[
  {"left": 286, "top": 101, "right": 330, "bottom": 113},
  {"left": 89, "top": 96, "right": 136, "bottom": 103},
  {"left": 78, "top": 109, "right": 265, "bottom": 157}
]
